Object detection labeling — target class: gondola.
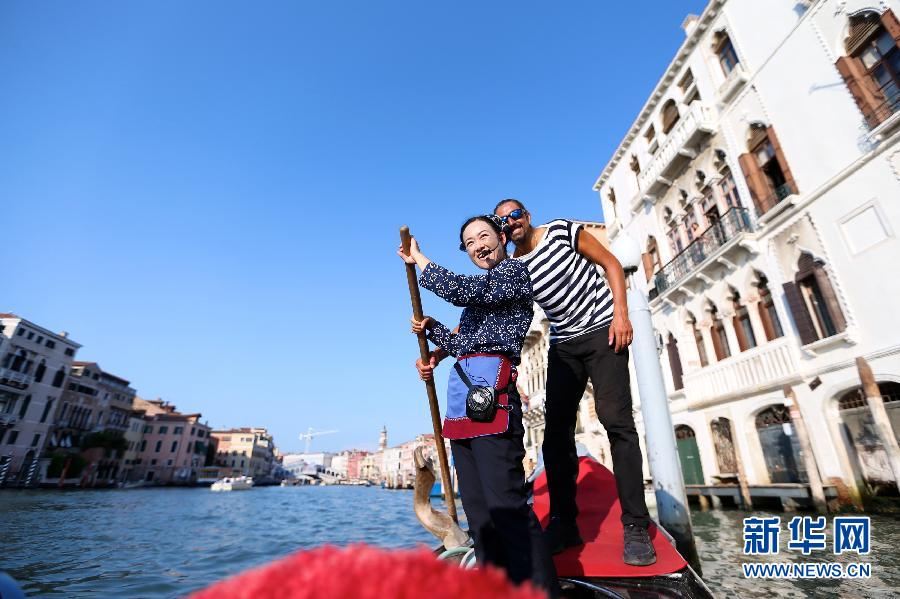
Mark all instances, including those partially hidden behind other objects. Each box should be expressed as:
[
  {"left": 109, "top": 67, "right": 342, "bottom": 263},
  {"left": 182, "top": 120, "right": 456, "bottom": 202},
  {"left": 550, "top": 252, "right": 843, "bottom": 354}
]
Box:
[{"left": 414, "top": 448, "right": 715, "bottom": 599}]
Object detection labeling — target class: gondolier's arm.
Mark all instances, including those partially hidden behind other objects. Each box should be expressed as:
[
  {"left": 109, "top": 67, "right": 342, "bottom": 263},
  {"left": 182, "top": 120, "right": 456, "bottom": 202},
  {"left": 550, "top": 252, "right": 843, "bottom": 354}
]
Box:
[{"left": 575, "top": 229, "right": 633, "bottom": 353}]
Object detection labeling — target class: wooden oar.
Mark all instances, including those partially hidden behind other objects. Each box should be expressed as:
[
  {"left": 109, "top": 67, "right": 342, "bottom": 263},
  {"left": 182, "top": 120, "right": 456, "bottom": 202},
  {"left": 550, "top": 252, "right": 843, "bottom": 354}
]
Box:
[{"left": 399, "top": 226, "right": 458, "bottom": 523}]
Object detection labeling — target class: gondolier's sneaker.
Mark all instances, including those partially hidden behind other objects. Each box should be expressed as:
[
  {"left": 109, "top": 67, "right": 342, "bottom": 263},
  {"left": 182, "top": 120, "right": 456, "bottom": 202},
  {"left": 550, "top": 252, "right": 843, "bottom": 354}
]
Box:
[
  {"left": 543, "top": 516, "right": 583, "bottom": 555},
  {"left": 623, "top": 524, "right": 657, "bottom": 566}
]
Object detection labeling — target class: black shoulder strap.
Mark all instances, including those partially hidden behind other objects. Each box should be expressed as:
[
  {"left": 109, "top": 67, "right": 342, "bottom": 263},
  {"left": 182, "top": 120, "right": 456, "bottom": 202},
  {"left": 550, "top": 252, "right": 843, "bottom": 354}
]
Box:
[{"left": 453, "top": 361, "right": 474, "bottom": 389}]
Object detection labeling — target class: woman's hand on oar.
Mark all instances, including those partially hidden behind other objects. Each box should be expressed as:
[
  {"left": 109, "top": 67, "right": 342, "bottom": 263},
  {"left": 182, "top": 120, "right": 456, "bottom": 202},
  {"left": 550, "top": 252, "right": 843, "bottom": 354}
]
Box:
[
  {"left": 397, "top": 238, "right": 431, "bottom": 270},
  {"left": 410, "top": 315, "right": 434, "bottom": 334},
  {"left": 416, "top": 349, "right": 446, "bottom": 381}
]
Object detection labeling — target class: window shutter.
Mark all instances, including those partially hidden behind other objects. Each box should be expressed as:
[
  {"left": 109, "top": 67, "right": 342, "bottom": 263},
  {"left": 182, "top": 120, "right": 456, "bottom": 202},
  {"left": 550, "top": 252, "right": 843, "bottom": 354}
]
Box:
[
  {"left": 835, "top": 56, "right": 885, "bottom": 127},
  {"left": 738, "top": 153, "right": 772, "bottom": 215},
  {"left": 667, "top": 339, "right": 684, "bottom": 390},
  {"left": 765, "top": 126, "right": 797, "bottom": 195},
  {"left": 757, "top": 301, "right": 776, "bottom": 341},
  {"left": 881, "top": 9, "right": 900, "bottom": 44},
  {"left": 642, "top": 252, "right": 654, "bottom": 282},
  {"left": 782, "top": 281, "right": 818, "bottom": 345},
  {"left": 846, "top": 16, "right": 881, "bottom": 54},
  {"left": 732, "top": 313, "right": 748, "bottom": 352},
  {"left": 812, "top": 267, "right": 848, "bottom": 333}
]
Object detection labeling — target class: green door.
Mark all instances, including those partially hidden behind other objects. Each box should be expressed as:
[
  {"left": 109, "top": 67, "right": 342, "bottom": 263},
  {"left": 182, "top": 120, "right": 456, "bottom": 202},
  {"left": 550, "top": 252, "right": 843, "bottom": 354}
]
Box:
[{"left": 675, "top": 425, "right": 705, "bottom": 485}]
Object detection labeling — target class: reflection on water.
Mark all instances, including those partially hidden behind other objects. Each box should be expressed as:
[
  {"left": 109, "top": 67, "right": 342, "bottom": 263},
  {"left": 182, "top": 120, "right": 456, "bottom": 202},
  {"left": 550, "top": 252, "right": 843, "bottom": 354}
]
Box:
[{"left": 1, "top": 486, "right": 898, "bottom": 597}]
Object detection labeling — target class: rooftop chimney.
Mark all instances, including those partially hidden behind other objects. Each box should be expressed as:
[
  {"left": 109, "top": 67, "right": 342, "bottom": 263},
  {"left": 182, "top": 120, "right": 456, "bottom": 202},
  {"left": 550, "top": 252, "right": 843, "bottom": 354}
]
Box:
[{"left": 681, "top": 14, "right": 700, "bottom": 36}]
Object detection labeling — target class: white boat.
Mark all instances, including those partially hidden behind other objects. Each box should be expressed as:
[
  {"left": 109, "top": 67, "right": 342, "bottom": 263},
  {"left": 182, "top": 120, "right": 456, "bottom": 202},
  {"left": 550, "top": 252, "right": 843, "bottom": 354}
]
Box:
[{"left": 210, "top": 476, "right": 254, "bottom": 491}]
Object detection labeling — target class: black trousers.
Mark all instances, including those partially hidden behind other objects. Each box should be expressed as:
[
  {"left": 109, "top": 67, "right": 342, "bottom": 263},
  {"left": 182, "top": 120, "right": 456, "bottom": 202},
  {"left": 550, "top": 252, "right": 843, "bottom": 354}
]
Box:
[
  {"left": 451, "top": 393, "right": 558, "bottom": 595},
  {"left": 542, "top": 325, "right": 651, "bottom": 528}
]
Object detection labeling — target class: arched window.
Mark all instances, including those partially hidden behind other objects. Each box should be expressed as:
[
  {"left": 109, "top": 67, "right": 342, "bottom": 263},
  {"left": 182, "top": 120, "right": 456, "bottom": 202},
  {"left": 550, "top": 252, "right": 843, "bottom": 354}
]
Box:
[
  {"left": 709, "top": 303, "right": 731, "bottom": 361},
  {"left": 756, "top": 274, "right": 784, "bottom": 341},
  {"left": 738, "top": 124, "right": 797, "bottom": 215},
  {"left": 645, "top": 124, "right": 658, "bottom": 154},
  {"left": 717, "top": 167, "right": 742, "bottom": 209},
  {"left": 34, "top": 360, "right": 47, "bottom": 383},
  {"left": 642, "top": 237, "right": 663, "bottom": 282},
  {"left": 51, "top": 367, "right": 66, "bottom": 388},
  {"left": 666, "top": 223, "right": 684, "bottom": 256},
  {"left": 18, "top": 395, "right": 31, "bottom": 419},
  {"left": 836, "top": 10, "right": 900, "bottom": 128},
  {"left": 755, "top": 404, "right": 806, "bottom": 483},
  {"left": 666, "top": 333, "right": 684, "bottom": 390},
  {"left": 731, "top": 290, "right": 757, "bottom": 352},
  {"left": 710, "top": 417, "right": 738, "bottom": 474},
  {"left": 661, "top": 100, "right": 680, "bottom": 134},
  {"left": 608, "top": 188, "right": 618, "bottom": 220},
  {"left": 10, "top": 350, "right": 26, "bottom": 372},
  {"left": 629, "top": 154, "right": 640, "bottom": 175},
  {"left": 714, "top": 31, "right": 740, "bottom": 76},
  {"left": 689, "top": 313, "right": 708, "bottom": 368},
  {"left": 782, "top": 253, "right": 847, "bottom": 344}
]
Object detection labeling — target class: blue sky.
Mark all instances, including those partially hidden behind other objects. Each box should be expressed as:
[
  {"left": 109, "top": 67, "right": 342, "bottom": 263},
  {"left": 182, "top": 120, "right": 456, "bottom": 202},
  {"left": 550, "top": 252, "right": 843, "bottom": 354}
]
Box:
[{"left": 1, "top": 1, "right": 707, "bottom": 453}]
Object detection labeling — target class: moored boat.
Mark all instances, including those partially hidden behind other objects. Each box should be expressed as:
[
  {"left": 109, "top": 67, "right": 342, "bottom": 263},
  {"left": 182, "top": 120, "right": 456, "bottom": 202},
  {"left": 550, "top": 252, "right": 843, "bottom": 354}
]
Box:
[{"left": 210, "top": 476, "right": 254, "bottom": 491}]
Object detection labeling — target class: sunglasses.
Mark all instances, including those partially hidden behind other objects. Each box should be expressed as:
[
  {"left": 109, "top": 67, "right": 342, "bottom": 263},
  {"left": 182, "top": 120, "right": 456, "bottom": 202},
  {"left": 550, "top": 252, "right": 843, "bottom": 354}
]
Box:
[{"left": 500, "top": 208, "right": 525, "bottom": 223}]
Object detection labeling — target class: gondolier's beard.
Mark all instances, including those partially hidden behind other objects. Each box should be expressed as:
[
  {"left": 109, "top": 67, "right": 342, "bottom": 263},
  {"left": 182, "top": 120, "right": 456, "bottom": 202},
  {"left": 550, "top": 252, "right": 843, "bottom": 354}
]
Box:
[{"left": 506, "top": 221, "right": 529, "bottom": 244}]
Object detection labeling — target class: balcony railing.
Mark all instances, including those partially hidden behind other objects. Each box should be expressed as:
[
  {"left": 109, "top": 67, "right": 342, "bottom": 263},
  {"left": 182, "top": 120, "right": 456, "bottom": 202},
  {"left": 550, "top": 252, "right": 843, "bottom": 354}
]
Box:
[
  {"left": 683, "top": 336, "right": 800, "bottom": 404},
  {"left": 0, "top": 413, "right": 17, "bottom": 427},
  {"left": 653, "top": 207, "right": 753, "bottom": 295},
  {"left": 755, "top": 182, "right": 795, "bottom": 216},
  {"left": 863, "top": 84, "right": 900, "bottom": 131},
  {"left": 717, "top": 63, "right": 748, "bottom": 103},
  {"left": 636, "top": 102, "right": 714, "bottom": 201},
  {"left": 0, "top": 367, "right": 33, "bottom": 391}
]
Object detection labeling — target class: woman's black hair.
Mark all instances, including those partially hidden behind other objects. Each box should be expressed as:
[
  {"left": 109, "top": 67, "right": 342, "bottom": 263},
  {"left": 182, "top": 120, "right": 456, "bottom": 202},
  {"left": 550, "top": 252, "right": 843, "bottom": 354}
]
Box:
[{"left": 459, "top": 214, "right": 507, "bottom": 251}]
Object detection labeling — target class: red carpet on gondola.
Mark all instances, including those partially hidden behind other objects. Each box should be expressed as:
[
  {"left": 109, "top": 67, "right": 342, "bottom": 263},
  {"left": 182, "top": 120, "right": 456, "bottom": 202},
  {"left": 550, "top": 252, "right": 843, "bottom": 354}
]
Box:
[{"left": 532, "top": 457, "right": 687, "bottom": 578}]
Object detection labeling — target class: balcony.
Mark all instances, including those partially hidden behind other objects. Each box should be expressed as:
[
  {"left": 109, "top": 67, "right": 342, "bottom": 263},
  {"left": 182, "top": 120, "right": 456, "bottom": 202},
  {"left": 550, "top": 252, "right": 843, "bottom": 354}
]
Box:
[
  {"left": 683, "top": 336, "right": 801, "bottom": 406},
  {"left": 863, "top": 85, "right": 900, "bottom": 140},
  {"left": 635, "top": 102, "right": 715, "bottom": 206},
  {"left": 0, "top": 367, "right": 33, "bottom": 391},
  {"left": 653, "top": 207, "right": 755, "bottom": 299},
  {"left": 717, "top": 63, "right": 748, "bottom": 103},
  {"left": 0, "top": 413, "right": 17, "bottom": 428},
  {"left": 755, "top": 182, "right": 796, "bottom": 223}
]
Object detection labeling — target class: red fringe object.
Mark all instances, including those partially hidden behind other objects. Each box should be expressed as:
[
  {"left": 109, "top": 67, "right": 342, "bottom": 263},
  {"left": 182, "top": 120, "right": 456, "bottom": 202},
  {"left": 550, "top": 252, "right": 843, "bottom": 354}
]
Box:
[{"left": 189, "top": 544, "right": 548, "bottom": 599}]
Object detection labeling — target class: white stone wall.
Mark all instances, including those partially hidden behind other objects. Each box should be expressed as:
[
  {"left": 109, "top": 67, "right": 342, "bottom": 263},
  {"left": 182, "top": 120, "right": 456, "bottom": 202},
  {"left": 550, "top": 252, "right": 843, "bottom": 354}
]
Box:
[
  {"left": 0, "top": 316, "right": 80, "bottom": 479},
  {"left": 593, "top": 0, "right": 900, "bottom": 496}
]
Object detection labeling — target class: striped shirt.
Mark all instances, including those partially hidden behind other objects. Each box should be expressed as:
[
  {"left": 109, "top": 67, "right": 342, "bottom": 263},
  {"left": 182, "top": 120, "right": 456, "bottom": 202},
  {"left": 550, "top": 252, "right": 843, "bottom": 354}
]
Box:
[{"left": 516, "top": 219, "right": 614, "bottom": 344}]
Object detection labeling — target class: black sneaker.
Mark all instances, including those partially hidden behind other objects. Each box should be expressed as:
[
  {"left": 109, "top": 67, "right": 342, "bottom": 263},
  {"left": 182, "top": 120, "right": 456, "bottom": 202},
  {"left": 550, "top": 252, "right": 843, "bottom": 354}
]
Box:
[
  {"left": 543, "top": 516, "right": 583, "bottom": 555},
  {"left": 623, "top": 524, "right": 657, "bottom": 566}
]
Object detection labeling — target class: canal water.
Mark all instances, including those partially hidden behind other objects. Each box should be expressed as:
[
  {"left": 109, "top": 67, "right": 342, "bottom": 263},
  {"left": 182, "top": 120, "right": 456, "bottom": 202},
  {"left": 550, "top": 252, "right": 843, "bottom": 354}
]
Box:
[{"left": 1, "top": 486, "right": 898, "bottom": 598}]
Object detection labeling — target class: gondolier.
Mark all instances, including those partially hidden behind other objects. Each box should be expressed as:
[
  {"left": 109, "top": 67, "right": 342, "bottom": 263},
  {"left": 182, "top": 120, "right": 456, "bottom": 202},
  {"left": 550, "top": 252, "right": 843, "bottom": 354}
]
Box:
[
  {"left": 493, "top": 199, "right": 656, "bottom": 566},
  {"left": 400, "top": 214, "right": 558, "bottom": 596}
]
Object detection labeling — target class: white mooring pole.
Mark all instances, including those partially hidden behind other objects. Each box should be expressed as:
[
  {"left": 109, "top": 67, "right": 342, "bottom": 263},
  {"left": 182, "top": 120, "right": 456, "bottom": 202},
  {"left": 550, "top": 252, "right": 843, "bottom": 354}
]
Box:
[{"left": 612, "top": 234, "right": 701, "bottom": 574}]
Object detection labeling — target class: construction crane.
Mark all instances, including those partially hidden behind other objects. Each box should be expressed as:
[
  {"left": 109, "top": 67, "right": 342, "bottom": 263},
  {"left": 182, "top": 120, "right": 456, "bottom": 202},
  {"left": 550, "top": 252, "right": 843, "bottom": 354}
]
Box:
[{"left": 298, "top": 427, "right": 338, "bottom": 454}]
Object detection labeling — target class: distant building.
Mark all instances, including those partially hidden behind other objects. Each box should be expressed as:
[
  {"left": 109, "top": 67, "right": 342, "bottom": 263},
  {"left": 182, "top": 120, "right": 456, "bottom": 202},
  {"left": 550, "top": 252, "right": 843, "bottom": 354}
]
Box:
[
  {"left": 120, "top": 409, "right": 147, "bottom": 483},
  {"left": 45, "top": 361, "right": 137, "bottom": 487},
  {"left": 132, "top": 397, "right": 213, "bottom": 484},
  {"left": 0, "top": 313, "right": 81, "bottom": 487},
  {"left": 211, "top": 427, "right": 278, "bottom": 481}
]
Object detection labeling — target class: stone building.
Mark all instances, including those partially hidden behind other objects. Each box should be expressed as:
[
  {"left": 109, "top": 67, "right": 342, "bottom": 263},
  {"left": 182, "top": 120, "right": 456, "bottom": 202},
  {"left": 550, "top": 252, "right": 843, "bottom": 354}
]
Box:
[
  {"left": 0, "top": 313, "right": 80, "bottom": 486},
  {"left": 587, "top": 0, "right": 900, "bottom": 505},
  {"left": 45, "top": 361, "right": 136, "bottom": 486},
  {"left": 211, "top": 427, "right": 278, "bottom": 482},
  {"left": 132, "top": 397, "right": 213, "bottom": 484}
]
